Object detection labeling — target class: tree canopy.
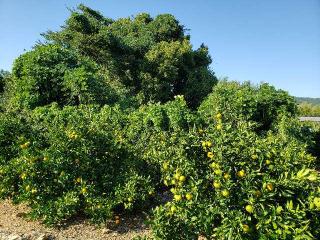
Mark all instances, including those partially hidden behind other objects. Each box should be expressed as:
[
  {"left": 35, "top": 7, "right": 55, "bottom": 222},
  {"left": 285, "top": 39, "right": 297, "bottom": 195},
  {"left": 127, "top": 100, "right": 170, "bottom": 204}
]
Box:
[{"left": 38, "top": 4, "right": 217, "bottom": 108}]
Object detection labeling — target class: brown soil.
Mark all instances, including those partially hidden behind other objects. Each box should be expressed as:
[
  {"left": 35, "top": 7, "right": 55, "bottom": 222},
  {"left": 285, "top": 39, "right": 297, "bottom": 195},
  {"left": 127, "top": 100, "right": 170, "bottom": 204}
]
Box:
[{"left": 0, "top": 199, "right": 150, "bottom": 240}]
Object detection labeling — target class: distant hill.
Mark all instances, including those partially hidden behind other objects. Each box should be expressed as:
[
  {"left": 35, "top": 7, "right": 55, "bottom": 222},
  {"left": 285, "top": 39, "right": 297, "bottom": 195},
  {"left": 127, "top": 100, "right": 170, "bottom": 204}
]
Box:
[{"left": 295, "top": 97, "right": 320, "bottom": 105}]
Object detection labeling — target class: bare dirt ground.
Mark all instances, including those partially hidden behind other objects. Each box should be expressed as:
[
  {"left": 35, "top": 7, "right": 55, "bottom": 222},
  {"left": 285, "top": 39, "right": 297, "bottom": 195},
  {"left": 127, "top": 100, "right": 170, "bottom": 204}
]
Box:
[{"left": 0, "top": 200, "right": 150, "bottom": 240}]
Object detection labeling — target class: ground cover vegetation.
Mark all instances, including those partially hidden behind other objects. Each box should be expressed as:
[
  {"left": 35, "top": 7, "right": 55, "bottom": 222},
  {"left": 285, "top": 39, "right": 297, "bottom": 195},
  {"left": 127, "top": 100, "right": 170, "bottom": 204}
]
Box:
[{"left": 0, "top": 5, "right": 319, "bottom": 240}]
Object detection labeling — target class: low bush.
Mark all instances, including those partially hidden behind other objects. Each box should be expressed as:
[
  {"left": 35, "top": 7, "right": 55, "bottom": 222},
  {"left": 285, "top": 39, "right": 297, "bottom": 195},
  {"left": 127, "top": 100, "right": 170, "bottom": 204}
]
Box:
[{"left": 199, "top": 81, "right": 297, "bottom": 132}]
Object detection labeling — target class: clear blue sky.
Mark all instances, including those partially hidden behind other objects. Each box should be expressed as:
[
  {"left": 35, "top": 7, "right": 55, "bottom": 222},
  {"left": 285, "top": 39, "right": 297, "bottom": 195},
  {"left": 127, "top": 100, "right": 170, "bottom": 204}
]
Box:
[{"left": 0, "top": 0, "right": 319, "bottom": 97}]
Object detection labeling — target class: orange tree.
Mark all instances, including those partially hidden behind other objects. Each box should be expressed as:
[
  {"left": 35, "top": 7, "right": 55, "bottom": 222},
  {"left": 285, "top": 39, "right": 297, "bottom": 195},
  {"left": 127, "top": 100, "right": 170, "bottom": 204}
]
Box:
[
  {"left": 145, "top": 85, "right": 319, "bottom": 239},
  {"left": 0, "top": 104, "right": 156, "bottom": 224},
  {"left": 150, "top": 114, "right": 320, "bottom": 239}
]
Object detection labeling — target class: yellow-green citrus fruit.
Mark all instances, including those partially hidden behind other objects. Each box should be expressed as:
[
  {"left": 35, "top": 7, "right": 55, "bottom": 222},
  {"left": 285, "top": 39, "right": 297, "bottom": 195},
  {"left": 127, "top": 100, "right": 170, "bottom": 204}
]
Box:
[
  {"left": 216, "top": 124, "right": 222, "bottom": 130},
  {"left": 185, "top": 193, "right": 193, "bottom": 200},
  {"left": 245, "top": 205, "right": 254, "bottom": 213},
  {"left": 174, "top": 173, "right": 181, "bottom": 180},
  {"left": 81, "top": 187, "right": 87, "bottom": 194},
  {"left": 207, "top": 152, "right": 214, "bottom": 159},
  {"left": 174, "top": 194, "right": 182, "bottom": 201},
  {"left": 20, "top": 173, "right": 27, "bottom": 180},
  {"left": 313, "top": 197, "right": 320, "bottom": 208},
  {"left": 163, "top": 162, "right": 169, "bottom": 170},
  {"left": 223, "top": 173, "right": 231, "bottom": 180},
  {"left": 216, "top": 113, "right": 222, "bottom": 119},
  {"left": 179, "top": 175, "right": 186, "bottom": 182},
  {"left": 242, "top": 224, "right": 250, "bottom": 233},
  {"left": 221, "top": 189, "right": 230, "bottom": 197},
  {"left": 213, "top": 181, "right": 221, "bottom": 189},
  {"left": 266, "top": 183, "right": 274, "bottom": 191},
  {"left": 237, "top": 170, "right": 246, "bottom": 178},
  {"left": 210, "top": 162, "right": 217, "bottom": 169}
]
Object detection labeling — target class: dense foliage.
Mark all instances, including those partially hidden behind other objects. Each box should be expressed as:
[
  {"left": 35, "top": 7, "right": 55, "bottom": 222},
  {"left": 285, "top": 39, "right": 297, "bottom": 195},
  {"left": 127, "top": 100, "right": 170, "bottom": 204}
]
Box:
[
  {"left": 0, "top": 70, "right": 7, "bottom": 94},
  {"left": 0, "top": 5, "right": 319, "bottom": 240},
  {"left": 199, "top": 81, "right": 297, "bottom": 131},
  {"left": 42, "top": 4, "right": 217, "bottom": 108},
  {"left": 6, "top": 45, "right": 133, "bottom": 110}
]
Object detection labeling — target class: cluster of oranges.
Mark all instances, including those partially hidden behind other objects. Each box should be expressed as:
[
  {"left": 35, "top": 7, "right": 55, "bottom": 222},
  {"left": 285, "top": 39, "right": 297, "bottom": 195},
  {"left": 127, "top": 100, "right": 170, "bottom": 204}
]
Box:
[{"left": 162, "top": 162, "right": 194, "bottom": 204}]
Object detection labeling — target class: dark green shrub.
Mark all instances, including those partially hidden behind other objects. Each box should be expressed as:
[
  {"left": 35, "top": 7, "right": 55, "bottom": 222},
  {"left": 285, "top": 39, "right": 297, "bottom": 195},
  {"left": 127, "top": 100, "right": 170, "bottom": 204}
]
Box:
[
  {"left": 6, "top": 45, "right": 117, "bottom": 109},
  {"left": 198, "top": 81, "right": 297, "bottom": 131}
]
